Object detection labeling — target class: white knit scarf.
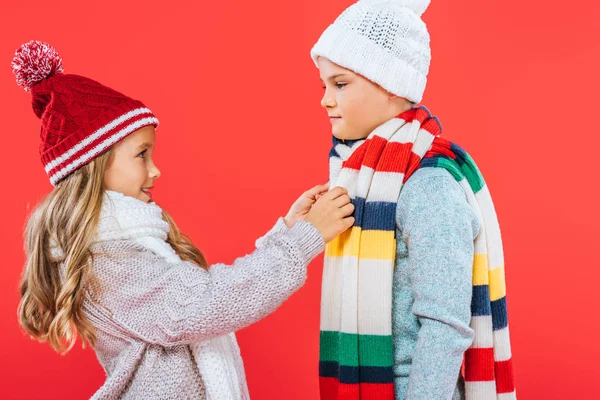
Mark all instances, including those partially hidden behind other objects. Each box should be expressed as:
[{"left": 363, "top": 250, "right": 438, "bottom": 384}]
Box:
[{"left": 94, "top": 190, "right": 250, "bottom": 400}]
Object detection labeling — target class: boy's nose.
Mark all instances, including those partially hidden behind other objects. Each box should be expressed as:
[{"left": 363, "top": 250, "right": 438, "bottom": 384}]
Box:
[{"left": 321, "top": 91, "right": 336, "bottom": 109}]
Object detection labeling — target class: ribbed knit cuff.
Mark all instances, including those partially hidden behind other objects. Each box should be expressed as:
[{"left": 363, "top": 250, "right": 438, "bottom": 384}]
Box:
[
  {"left": 255, "top": 217, "right": 289, "bottom": 249},
  {"left": 272, "top": 217, "right": 289, "bottom": 233},
  {"left": 286, "top": 221, "right": 326, "bottom": 262}
]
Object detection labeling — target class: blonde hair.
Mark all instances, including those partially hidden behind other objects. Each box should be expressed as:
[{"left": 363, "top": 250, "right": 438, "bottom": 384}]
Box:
[{"left": 18, "top": 149, "right": 207, "bottom": 354}]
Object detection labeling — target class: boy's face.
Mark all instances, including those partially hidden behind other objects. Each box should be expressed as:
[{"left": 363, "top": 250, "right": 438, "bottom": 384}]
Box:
[{"left": 318, "top": 57, "right": 399, "bottom": 140}]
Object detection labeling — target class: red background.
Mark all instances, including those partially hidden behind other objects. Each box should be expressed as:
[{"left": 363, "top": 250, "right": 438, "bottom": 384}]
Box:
[{"left": 1, "top": 0, "right": 599, "bottom": 398}]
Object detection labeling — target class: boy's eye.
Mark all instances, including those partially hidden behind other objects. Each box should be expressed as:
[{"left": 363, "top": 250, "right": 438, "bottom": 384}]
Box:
[
  {"left": 322, "top": 83, "right": 347, "bottom": 89},
  {"left": 138, "top": 150, "right": 147, "bottom": 158}
]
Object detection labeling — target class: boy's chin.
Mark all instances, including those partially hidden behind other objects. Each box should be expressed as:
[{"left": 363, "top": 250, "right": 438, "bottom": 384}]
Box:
[{"left": 333, "top": 130, "right": 368, "bottom": 141}]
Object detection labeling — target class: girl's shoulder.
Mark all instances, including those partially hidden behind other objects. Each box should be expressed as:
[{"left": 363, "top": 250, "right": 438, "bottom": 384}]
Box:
[
  {"left": 91, "top": 240, "right": 147, "bottom": 261},
  {"left": 90, "top": 240, "right": 179, "bottom": 284}
]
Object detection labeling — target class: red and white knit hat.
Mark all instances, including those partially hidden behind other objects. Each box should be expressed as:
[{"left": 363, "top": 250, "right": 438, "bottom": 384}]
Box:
[{"left": 12, "top": 40, "right": 159, "bottom": 186}]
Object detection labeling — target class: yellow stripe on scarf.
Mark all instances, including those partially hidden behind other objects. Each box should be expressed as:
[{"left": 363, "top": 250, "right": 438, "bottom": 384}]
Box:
[
  {"left": 326, "top": 227, "right": 396, "bottom": 260},
  {"left": 473, "top": 254, "right": 506, "bottom": 301}
]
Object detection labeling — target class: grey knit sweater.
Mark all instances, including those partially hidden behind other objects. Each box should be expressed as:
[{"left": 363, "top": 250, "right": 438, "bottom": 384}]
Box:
[
  {"left": 393, "top": 167, "right": 481, "bottom": 400},
  {"left": 83, "top": 218, "right": 324, "bottom": 399}
]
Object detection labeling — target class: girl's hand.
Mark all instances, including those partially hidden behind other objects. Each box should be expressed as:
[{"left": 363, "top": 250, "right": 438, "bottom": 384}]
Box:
[
  {"left": 305, "top": 186, "right": 355, "bottom": 243},
  {"left": 284, "top": 183, "right": 330, "bottom": 228}
]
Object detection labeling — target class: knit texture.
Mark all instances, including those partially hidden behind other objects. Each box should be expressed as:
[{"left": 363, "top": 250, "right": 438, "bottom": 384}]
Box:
[
  {"left": 65, "top": 192, "right": 325, "bottom": 399},
  {"left": 311, "top": 0, "right": 431, "bottom": 103},
  {"left": 95, "top": 191, "right": 249, "bottom": 399},
  {"left": 319, "top": 106, "right": 516, "bottom": 399},
  {"left": 12, "top": 41, "right": 158, "bottom": 186},
  {"left": 393, "top": 167, "right": 480, "bottom": 400}
]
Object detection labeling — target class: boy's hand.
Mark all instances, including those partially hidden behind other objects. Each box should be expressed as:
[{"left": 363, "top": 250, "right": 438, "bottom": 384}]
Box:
[{"left": 284, "top": 183, "right": 330, "bottom": 228}]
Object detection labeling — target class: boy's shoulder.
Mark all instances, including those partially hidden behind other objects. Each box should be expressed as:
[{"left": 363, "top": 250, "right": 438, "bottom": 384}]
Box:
[
  {"left": 396, "top": 166, "right": 478, "bottom": 229},
  {"left": 404, "top": 166, "right": 456, "bottom": 185}
]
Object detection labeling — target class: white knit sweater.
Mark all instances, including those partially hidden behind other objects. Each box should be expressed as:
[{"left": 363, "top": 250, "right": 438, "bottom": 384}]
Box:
[{"left": 67, "top": 191, "right": 324, "bottom": 399}]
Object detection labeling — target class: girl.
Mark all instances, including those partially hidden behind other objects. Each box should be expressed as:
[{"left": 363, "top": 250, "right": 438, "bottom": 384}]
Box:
[
  {"left": 310, "top": 1, "right": 516, "bottom": 399},
  {"left": 14, "top": 41, "right": 355, "bottom": 400}
]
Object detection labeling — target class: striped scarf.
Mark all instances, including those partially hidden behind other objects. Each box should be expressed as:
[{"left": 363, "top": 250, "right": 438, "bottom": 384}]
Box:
[{"left": 319, "top": 106, "right": 516, "bottom": 399}]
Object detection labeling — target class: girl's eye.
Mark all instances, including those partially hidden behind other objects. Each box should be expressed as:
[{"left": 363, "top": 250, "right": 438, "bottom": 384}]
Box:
[
  {"left": 336, "top": 82, "right": 347, "bottom": 89},
  {"left": 138, "top": 150, "right": 147, "bottom": 158}
]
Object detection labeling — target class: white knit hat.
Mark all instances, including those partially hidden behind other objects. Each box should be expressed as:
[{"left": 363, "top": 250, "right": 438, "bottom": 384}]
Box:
[{"left": 311, "top": 0, "right": 431, "bottom": 104}]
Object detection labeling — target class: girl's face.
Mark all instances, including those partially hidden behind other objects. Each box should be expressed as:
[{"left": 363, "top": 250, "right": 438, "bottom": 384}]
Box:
[
  {"left": 104, "top": 126, "right": 161, "bottom": 203},
  {"left": 318, "top": 57, "right": 406, "bottom": 140}
]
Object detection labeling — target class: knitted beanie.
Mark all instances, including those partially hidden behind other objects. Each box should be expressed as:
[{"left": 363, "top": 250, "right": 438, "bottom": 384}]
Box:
[
  {"left": 311, "top": 0, "right": 431, "bottom": 103},
  {"left": 11, "top": 41, "right": 159, "bottom": 186}
]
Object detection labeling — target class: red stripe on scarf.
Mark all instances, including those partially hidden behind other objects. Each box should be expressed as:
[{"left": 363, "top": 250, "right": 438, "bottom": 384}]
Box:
[
  {"left": 425, "top": 138, "right": 455, "bottom": 159},
  {"left": 362, "top": 135, "right": 388, "bottom": 170},
  {"left": 320, "top": 378, "right": 394, "bottom": 400},
  {"left": 464, "top": 348, "right": 495, "bottom": 381},
  {"left": 343, "top": 140, "right": 369, "bottom": 170},
  {"left": 495, "top": 359, "right": 516, "bottom": 393},
  {"left": 377, "top": 142, "right": 413, "bottom": 172}
]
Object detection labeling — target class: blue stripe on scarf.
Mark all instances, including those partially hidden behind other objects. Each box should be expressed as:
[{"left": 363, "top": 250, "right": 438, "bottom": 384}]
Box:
[
  {"left": 491, "top": 297, "right": 508, "bottom": 330},
  {"left": 319, "top": 362, "right": 394, "bottom": 384},
  {"left": 350, "top": 198, "right": 396, "bottom": 231},
  {"left": 472, "top": 285, "right": 492, "bottom": 316}
]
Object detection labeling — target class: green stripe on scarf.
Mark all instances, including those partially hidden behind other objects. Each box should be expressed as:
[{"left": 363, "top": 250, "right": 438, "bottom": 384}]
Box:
[{"left": 320, "top": 331, "right": 393, "bottom": 368}]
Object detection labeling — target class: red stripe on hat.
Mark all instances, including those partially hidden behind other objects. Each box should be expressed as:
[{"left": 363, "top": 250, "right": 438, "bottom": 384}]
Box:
[
  {"left": 464, "top": 347, "right": 495, "bottom": 382},
  {"left": 47, "top": 112, "right": 155, "bottom": 179}
]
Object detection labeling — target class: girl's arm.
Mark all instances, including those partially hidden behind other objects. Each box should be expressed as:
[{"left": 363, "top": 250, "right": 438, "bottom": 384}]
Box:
[
  {"left": 396, "top": 168, "right": 480, "bottom": 400},
  {"left": 89, "top": 218, "right": 324, "bottom": 346}
]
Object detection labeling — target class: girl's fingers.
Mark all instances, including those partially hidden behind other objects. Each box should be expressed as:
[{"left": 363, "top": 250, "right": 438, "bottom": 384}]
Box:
[
  {"left": 325, "top": 186, "right": 348, "bottom": 201},
  {"left": 339, "top": 202, "right": 355, "bottom": 217},
  {"left": 304, "top": 182, "right": 330, "bottom": 198},
  {"left": 334, "top": 193, "right": 352, "bottom": 207}
]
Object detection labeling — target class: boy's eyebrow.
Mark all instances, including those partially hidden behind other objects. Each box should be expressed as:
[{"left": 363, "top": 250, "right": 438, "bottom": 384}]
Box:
[{"left": 320, "top": 73, "right": 349, "bottom": 82}]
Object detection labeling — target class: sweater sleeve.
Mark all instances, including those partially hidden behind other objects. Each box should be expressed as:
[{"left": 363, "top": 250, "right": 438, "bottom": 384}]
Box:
[
  {"left": 395, "top": 169, "right": 480, "bottom": 400},
  {"left": 90, "top": 219, "right": 324, "bottom": 347}
]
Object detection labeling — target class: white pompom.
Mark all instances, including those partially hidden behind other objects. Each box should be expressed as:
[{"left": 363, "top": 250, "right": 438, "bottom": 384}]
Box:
[{"left": 11, "top": 40, "right": 64, "bottom": 92}]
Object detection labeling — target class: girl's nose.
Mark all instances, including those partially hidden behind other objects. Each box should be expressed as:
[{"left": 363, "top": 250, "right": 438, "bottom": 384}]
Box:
[{"left": 150, "top": 164, "right": 161, "bottom": 180}]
